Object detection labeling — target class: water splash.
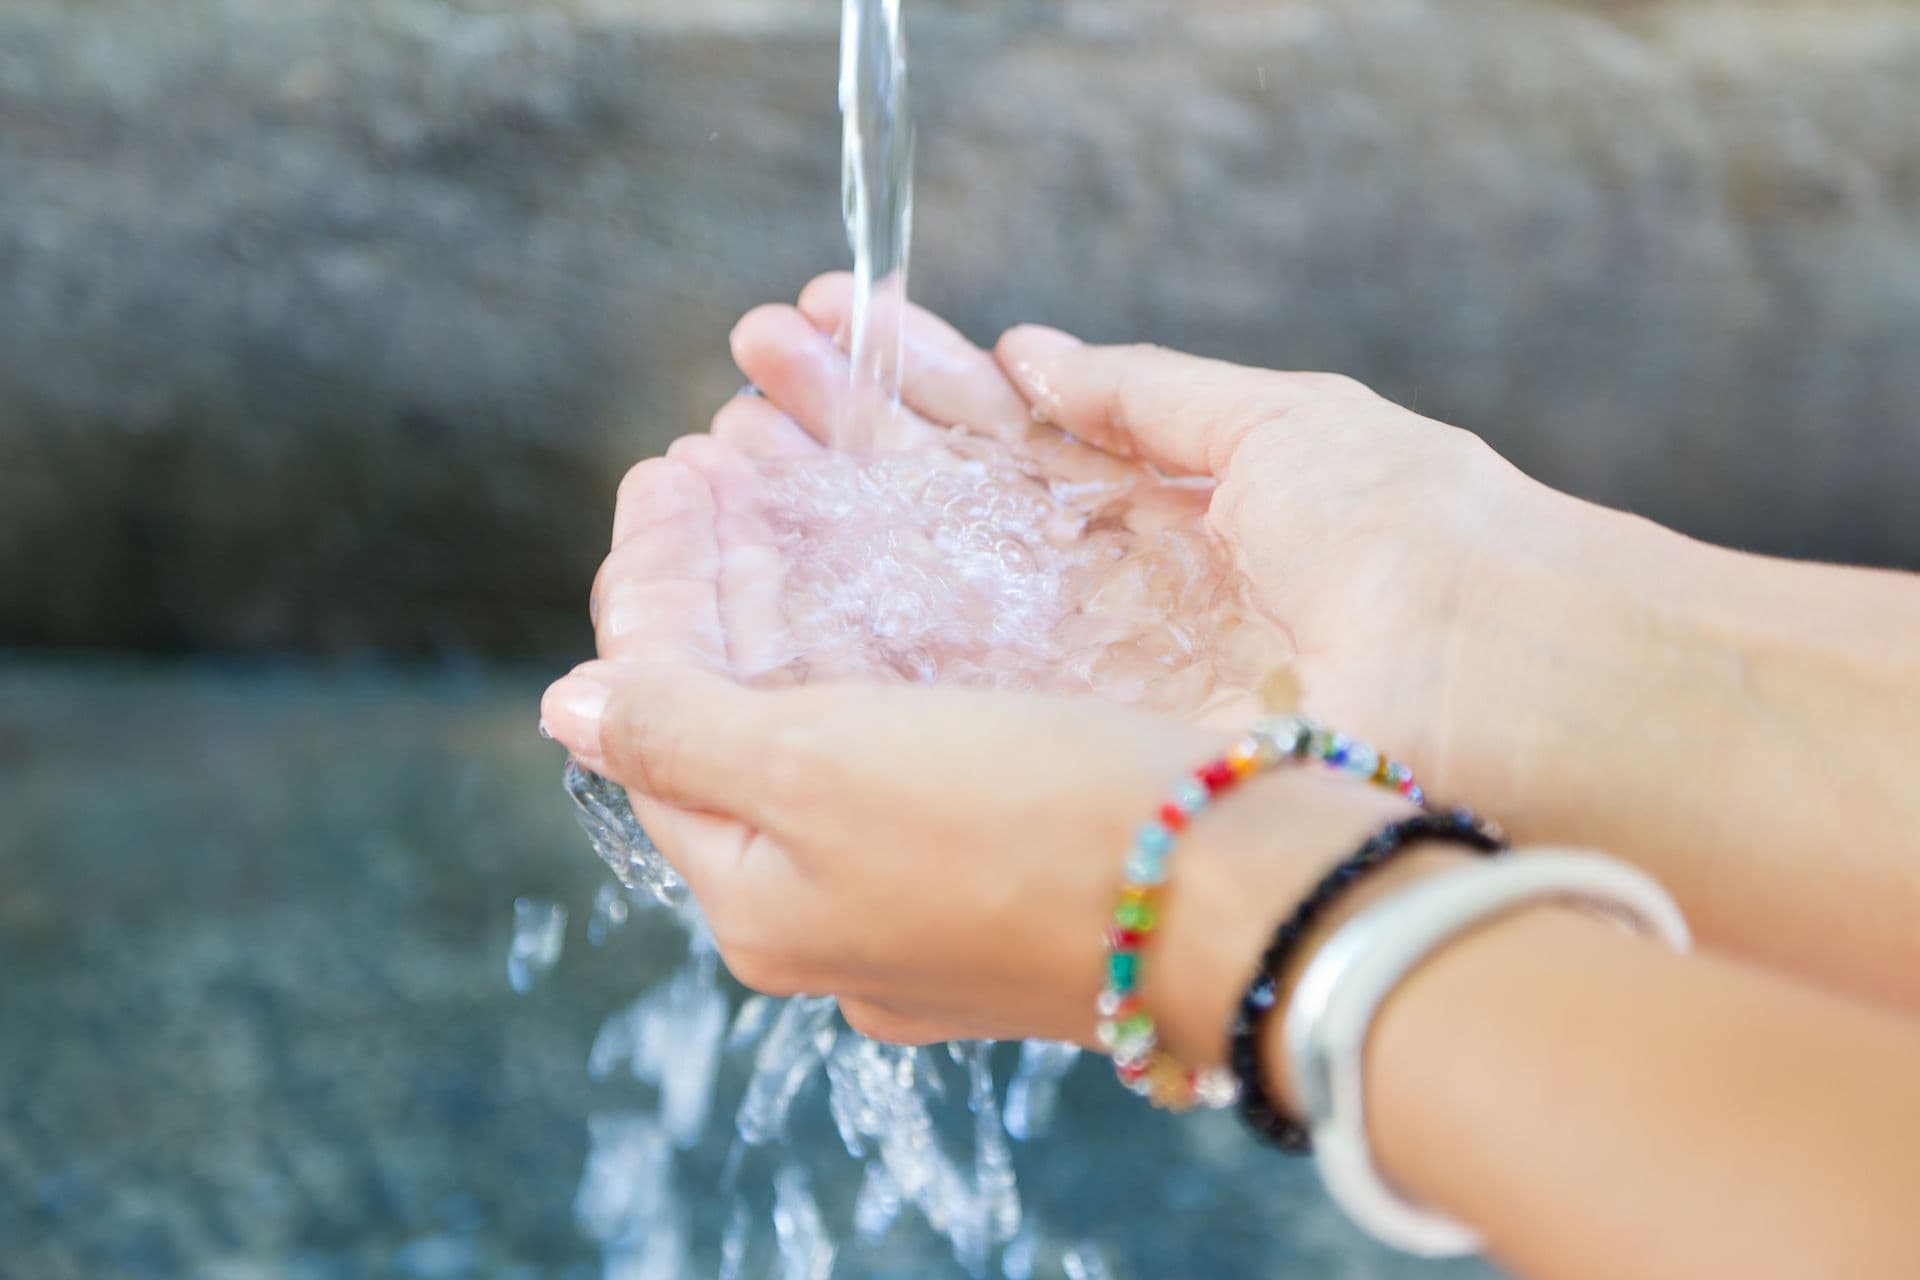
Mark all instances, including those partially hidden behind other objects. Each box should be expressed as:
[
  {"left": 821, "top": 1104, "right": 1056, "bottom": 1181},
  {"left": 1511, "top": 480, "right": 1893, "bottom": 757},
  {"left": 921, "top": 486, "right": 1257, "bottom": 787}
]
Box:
[
  {"left": 1061, "top": 1241, "right": 1117, "bottom": 1280},
  {"left": 739, "top": 996, "right": 841, "bottom": 1147},
  {"left": 1003, "top": 1042, "right": 1082, "bottom": 1142},
  {"left": 587, "top": 943, "right": 730, "bottom": 1148},
  {"left": 821, "top": 1037, "right": 1022, "bottom": 1270},
  {"left": 853, "top": 1162, "right": 905, "bottom": 1242},
  {"left": 773, "top": 1164, "right": 838, "bottom": 1280},
  {"left": 565, "top": 760, "right": 681, "bottom": 905},
  {"left": 587, "top": 881, "right": 632, "bottom": 947},
  {"left": 573, "top": 1113, "right": 688, "bottom": 1278},
  {"left": 506, "top": 897, "right": 566, "bottom": 994}
]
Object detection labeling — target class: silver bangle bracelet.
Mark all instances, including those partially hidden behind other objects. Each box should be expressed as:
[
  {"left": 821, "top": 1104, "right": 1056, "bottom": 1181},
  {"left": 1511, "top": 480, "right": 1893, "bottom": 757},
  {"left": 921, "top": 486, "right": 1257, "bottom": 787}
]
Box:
[{"left": 1281, "top": 851, "right": 1692, "bottom": 1257}]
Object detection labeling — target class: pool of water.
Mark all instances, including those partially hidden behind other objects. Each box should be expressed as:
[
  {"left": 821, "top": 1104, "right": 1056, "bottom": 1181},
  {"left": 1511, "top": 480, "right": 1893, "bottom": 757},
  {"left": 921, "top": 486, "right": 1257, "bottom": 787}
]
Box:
[{"left": 0, "top": 658, "right": 1498, "bottom": 1279}]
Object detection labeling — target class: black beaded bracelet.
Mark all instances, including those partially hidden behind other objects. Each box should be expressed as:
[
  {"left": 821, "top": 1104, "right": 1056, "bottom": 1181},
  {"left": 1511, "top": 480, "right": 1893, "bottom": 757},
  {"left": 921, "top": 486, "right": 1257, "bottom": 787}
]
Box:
[{"left": 1229, "top": 809, "right": 1508, "bottom": 1151}]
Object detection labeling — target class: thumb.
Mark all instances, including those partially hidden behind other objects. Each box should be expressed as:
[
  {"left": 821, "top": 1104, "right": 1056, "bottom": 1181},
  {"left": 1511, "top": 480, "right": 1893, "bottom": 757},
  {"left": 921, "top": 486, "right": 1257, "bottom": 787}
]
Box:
[
  {"left": 542, "top": 660, "right": 784, "bottom": 822},
  {"left": 992, "top": 326, "right": 1375, "bottom": 477}
]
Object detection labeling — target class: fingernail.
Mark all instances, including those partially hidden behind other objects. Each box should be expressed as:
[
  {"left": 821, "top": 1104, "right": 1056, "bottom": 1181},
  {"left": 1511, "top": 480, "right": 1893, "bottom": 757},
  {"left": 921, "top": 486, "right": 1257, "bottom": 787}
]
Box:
[
  {"left": 541, "top": 670, "right": 611, "bottom": 765},
  {"left": 737, "top": 382, "right": 763, "bottom": 398},
  {"left": 537, "top": 718, "right": 554, "bottom": 741}
]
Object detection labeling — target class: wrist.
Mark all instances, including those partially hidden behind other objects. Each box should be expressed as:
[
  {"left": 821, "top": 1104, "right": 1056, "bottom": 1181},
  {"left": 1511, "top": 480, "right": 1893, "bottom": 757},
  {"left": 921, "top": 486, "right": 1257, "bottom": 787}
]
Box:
[
  {"left": 1246, "top": 842, "right": 1478, "bottom": 1117},
  {"left": 1428, "top": 478, "right": 1716, "bottom": 808},
  {"left": 1138, "top": 771, "right": 1435, "bottom": 1078},
  {"left": 1344, "top": 899, "right": 1633, "bottom": 1222}
]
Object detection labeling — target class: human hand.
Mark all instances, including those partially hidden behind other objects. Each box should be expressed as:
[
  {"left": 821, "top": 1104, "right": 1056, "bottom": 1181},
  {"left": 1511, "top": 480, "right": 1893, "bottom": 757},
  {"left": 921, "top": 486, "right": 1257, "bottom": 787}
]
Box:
[
  {"left": 986, "top": 321, "right": 1920, "bottom": 1023},
  {"left": 602, "top": 274, "right": 1289, "bottom": 721},
  {"left": 718, "top": 273, "right": 1560, "bottom": 784},
  {"left": 988, "top": 323, "right": 1562, "bottom": 788},
  {"left": 548, "top": 450, "right": 1417, "bottom": 1055}
]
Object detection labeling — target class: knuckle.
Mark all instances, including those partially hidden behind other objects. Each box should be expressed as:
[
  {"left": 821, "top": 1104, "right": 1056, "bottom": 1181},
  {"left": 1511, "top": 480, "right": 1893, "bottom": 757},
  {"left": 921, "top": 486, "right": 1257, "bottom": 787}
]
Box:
[
  {"left": 614, "top": 457, "right": 662, "bottom": 512},
  {"left": 593, "top": 535, "right": 649, "bottom": 597},
  {"left": 663, "top": 434, "right": 708, "bottom": 466},
  {"left": 1306, "top": 370, "right": 1373, "bottom": 399},
  {"left": 709, "top": 396, "right": 751, "bottom": 435},
  {"left": 1109, "top": 348, "right": 1164, "bottom": 437}
]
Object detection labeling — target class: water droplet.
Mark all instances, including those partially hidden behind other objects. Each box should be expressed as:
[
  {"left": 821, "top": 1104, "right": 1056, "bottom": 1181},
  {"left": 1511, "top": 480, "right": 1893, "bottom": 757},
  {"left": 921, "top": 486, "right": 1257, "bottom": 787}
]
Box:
[
  {"left": 587, "top": 881, "right": 631, "bottom": 946},
  {"left": 506, "top": 897, "right": 565, "bottom": 994}
]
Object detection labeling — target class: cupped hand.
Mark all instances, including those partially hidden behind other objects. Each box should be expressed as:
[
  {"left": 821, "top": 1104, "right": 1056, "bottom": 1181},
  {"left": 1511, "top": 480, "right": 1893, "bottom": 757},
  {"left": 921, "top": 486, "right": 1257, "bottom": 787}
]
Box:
[
  {"left": 985, "top": 326, "right": 1563, "bottom": 793},
  {"left": 716, "top": 274, "right": 1555, "bottom": 786},
  {"left": 548, "top": 442, "right": 1416, "bottom": 1055},
  {"left": 601, "top": 274, "right": 1293, "bottom": 721}
]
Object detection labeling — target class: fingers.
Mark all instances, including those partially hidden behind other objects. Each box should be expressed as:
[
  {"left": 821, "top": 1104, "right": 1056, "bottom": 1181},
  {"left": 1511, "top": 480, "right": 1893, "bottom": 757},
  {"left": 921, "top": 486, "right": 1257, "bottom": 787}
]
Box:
[
  {"left": 594, "top": 458, "right": 729, "bottom": 669},
  {"left": 544, "top": 660, "right": 1216, "bottom": 847},
  {"left": 664, "top": 434, "right": 795, "bottom": 678},
  {"left": 993, "top": 326, "right": 1377, "bottom": 478},
  {"left": 709, "top": 393, "right": 821, "bottom": 460},
  {"left": 542, "top": 663, "right": 1031, "bottom": 843},
  {"left": 730, "top": 303, "right": 939, "bottom": 451},
  {"left": 796, "top": 271, "right": 1034, "bottom": 442},
  {"left": 541, "top": 660, "right": 789, "bottom": 822}
]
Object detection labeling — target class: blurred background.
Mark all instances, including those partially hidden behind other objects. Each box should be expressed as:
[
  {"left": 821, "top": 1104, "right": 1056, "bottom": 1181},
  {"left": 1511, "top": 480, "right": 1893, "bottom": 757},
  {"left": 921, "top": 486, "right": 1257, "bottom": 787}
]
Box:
[{"left": 1, "top": 0, "right": 1916, "bottom": 1276}]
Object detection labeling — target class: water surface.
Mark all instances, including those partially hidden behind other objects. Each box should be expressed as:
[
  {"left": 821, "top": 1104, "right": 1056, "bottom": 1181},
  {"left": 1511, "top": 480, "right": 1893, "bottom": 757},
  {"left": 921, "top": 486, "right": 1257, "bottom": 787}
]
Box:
[{"left": 0, "top": 659, "right": 1496, "bottom": 1279}]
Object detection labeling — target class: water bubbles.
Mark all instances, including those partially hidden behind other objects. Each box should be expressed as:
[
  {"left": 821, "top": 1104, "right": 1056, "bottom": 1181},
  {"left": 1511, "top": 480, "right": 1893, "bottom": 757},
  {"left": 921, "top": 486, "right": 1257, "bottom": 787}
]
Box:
[
  {"left": 756, "top": 441, "right": 1282, "bottom": 715},
  {"left": 506, "top": 897, "right": 566, "bottom": 994}
]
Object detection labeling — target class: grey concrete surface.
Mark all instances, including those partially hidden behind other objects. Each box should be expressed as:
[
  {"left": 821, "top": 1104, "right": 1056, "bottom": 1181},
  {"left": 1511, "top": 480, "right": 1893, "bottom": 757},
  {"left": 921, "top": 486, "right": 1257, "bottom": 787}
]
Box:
[{"left": 1, "top": 0, "right": 1917, "bottom": 655}]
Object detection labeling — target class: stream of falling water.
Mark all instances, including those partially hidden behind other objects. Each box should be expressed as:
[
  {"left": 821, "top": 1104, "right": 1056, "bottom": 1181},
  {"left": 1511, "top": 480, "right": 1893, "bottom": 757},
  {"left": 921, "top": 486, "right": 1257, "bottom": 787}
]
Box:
[{"left": 837, "top": 0, "right": 915, "bottom": 444}]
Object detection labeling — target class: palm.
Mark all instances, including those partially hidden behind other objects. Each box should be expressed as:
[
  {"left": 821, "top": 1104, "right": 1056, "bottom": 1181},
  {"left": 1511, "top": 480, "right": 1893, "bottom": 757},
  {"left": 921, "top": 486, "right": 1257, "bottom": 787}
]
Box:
[
  {"left": 690, "top": 276, "right": 1287, "bottom": 726},
  {"left": 588, "top": 445, "right": 1048, "bottom": 1043}
]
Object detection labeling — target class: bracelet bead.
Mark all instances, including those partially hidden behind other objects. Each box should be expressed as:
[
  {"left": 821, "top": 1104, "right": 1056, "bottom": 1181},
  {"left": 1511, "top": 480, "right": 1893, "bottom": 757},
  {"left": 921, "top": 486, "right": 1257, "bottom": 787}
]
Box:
[{"left": 1096, "top": 715, "right": 1425, "bottom": 1110}]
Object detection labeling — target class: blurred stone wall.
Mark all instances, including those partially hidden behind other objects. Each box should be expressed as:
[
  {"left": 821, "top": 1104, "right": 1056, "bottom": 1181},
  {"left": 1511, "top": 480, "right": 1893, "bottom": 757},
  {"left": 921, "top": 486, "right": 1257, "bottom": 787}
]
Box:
[{"left": 2, "top": 0, "right": 1917, "bottom": 656}]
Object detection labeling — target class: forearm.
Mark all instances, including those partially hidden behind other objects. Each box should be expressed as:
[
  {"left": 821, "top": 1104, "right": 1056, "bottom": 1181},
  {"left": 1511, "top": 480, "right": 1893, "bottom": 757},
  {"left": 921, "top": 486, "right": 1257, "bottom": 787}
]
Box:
[
  {"left": 1342, "top": 905, "right": 1920, "bottom": 1279},
  {"left": 1441, "top": 485, "right": 1920, "bottom": 1009}
]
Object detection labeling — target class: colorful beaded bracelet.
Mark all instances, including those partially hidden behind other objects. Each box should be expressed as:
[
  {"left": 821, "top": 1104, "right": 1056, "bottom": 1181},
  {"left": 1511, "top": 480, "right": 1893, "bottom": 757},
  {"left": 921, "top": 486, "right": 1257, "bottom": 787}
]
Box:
[{"left": 1097, "top": 714, "right": 1424, "bottom": 1111}]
